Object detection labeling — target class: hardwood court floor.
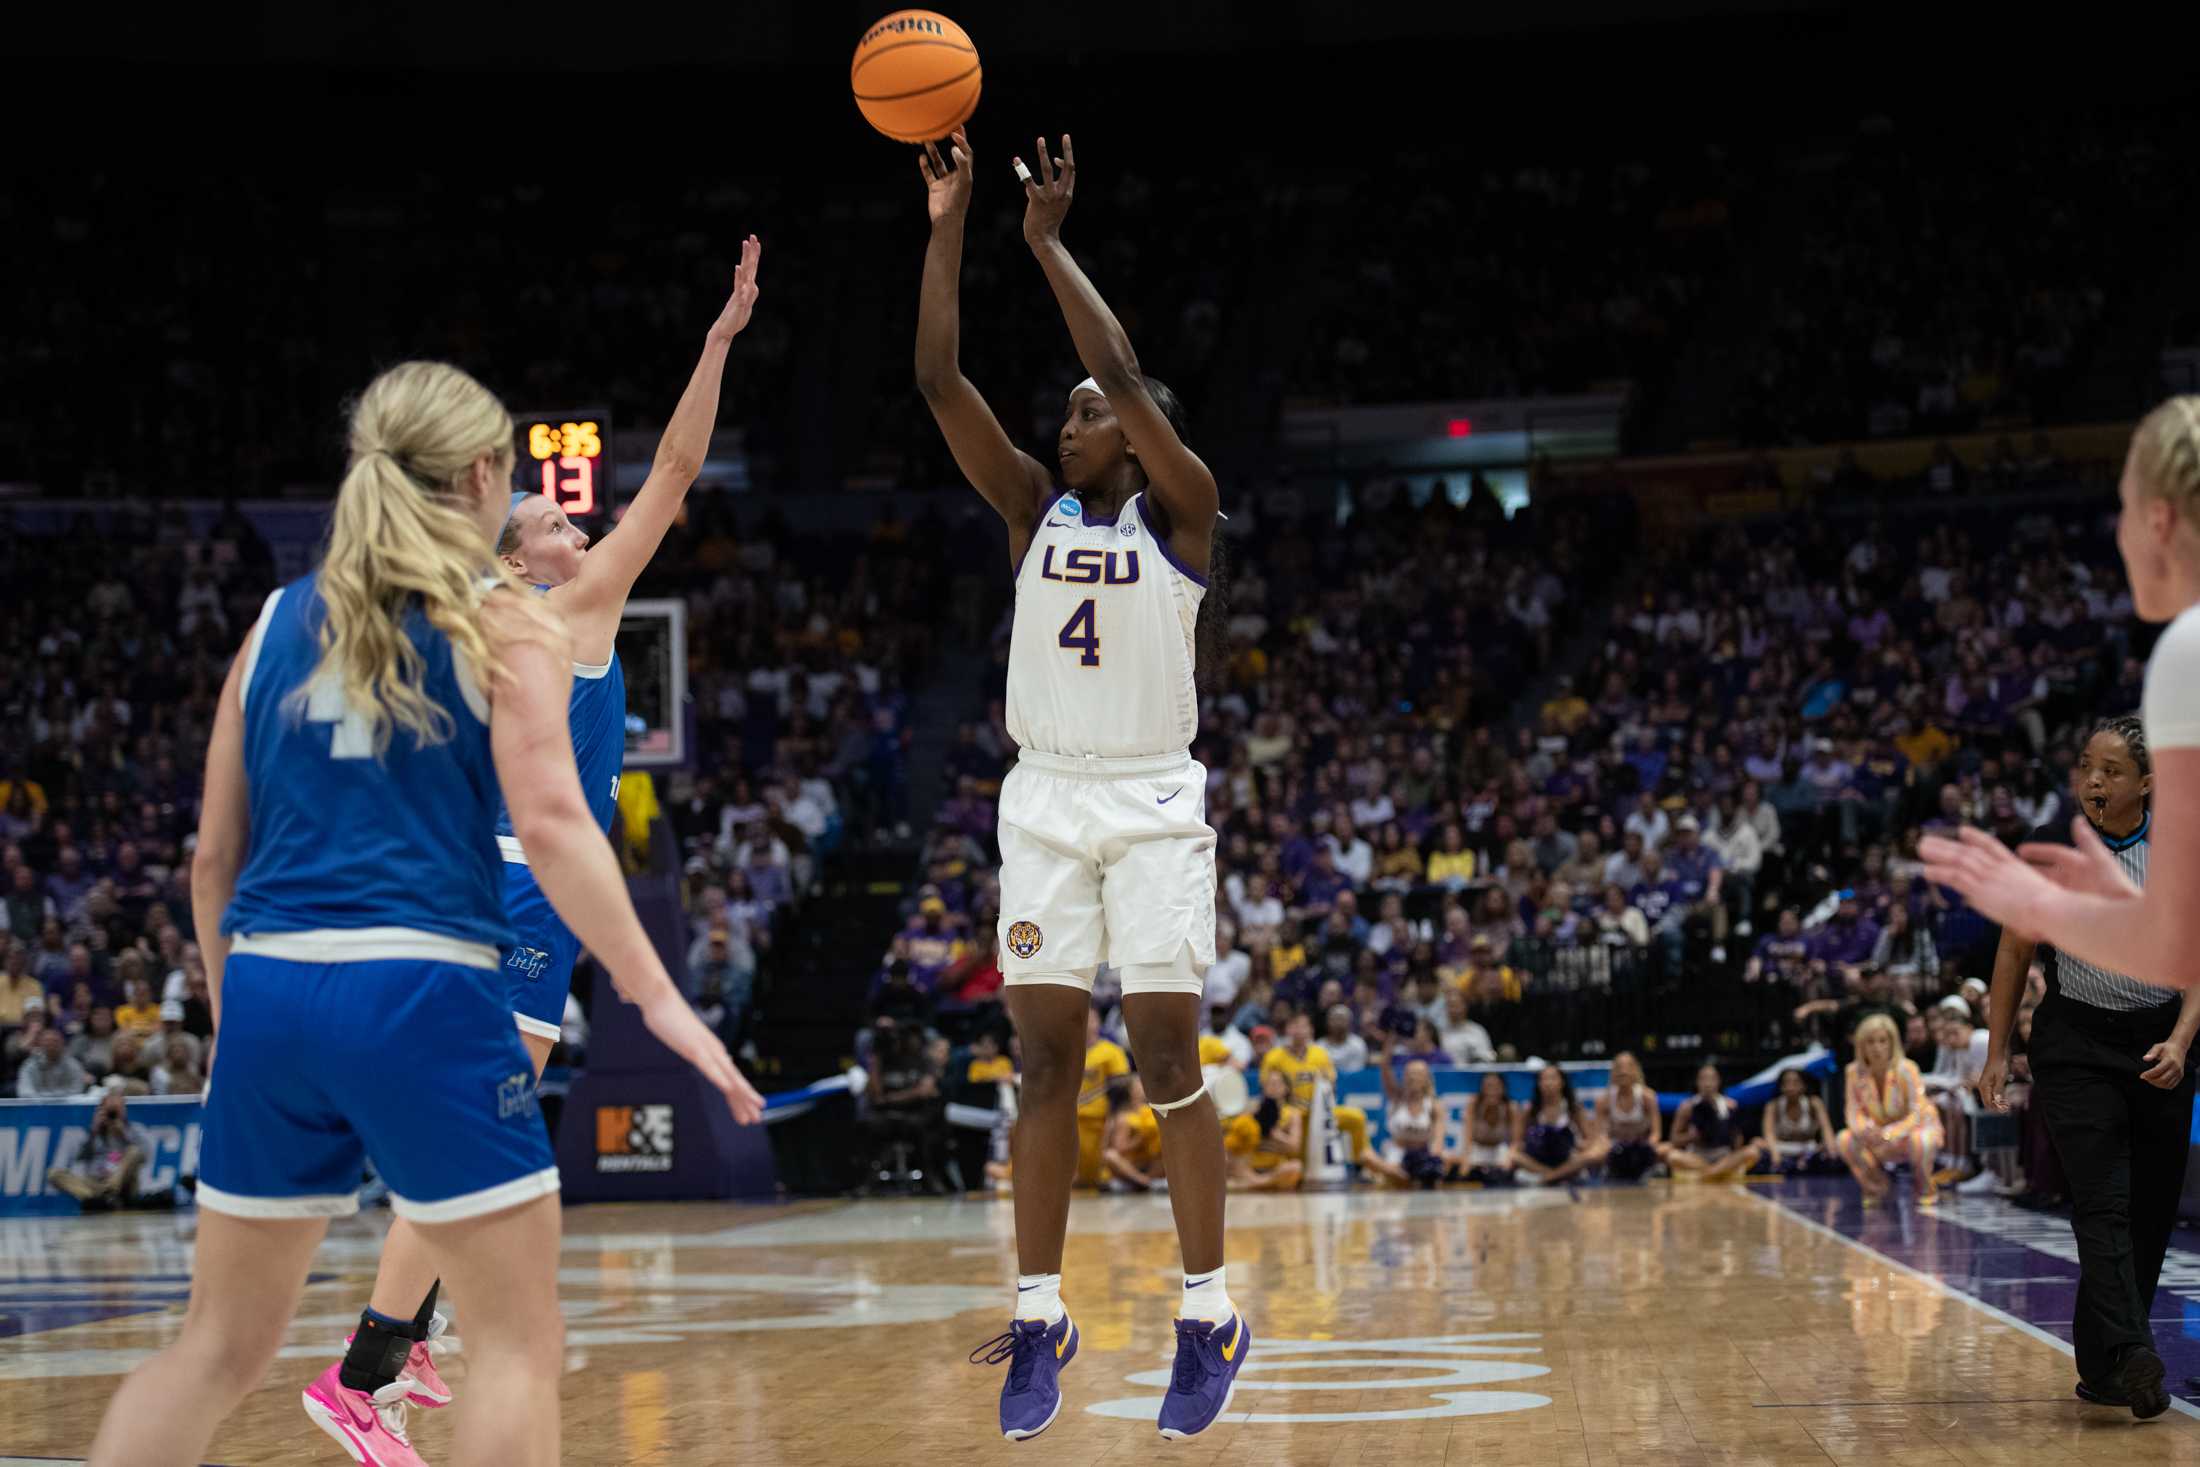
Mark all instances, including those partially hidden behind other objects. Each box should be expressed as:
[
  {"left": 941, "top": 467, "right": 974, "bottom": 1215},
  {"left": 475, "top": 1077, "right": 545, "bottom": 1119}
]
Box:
[{"left": 5, "top": 1180, "right": 2200, "bottom": 1465}]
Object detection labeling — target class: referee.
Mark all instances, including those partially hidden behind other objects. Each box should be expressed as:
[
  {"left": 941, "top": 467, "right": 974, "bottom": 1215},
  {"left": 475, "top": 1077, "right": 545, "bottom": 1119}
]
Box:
[{"left": 1982, "top": 714, "right": 2200, "bottom": 1420}]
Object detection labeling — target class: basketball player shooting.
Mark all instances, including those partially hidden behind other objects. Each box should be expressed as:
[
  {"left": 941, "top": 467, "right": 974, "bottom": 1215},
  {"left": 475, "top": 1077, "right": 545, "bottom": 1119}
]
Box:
[{"left": 914, "top": 128, "right": 1246, "bottom": 1442}]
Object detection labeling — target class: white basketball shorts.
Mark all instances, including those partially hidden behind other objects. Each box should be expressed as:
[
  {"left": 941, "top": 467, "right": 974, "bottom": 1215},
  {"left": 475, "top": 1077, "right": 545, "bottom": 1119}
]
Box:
[{"left": 997, "top": 749, "right": 1217, "bottom": 995}]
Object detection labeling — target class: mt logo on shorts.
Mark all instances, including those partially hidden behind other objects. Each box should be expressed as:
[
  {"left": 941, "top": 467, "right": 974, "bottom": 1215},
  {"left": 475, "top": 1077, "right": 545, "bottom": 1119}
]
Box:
[{"left": 1006, "top": 920, "right": 1044, "bottom": 960}]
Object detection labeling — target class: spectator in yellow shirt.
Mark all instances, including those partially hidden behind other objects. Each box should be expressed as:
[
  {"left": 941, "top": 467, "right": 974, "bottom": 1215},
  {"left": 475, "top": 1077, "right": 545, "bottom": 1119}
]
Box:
[
  {"left": 1426, "top": 824, "right": 1476, "bottom": 888},
  {"left": 1892, "top": 714, "right": 1956, "bottom": 773},
  {"left": 1075, "top": 1009, "right": 1131, "bottom": 1186},
  {"left": 1102, "top": 1077, "right": 1165, "bottom": 1190},
  {"left": 1540, "top": 675, "right": 1591, "bottom": 734},
  {"left": 1259, "top": 1011, "right": 1372, "bottom": 1171},
  {"left": 616, "top": 769, "right": 663, "bottom": 872},
  {"left": 114, "top": 971, "right": 161, "bottom": 1037},
  {"left": 1456, "top": 936, "right": 1523, "bottom": 1004},
  {"left": 1222, "top": 1066, "right": 1306, "bottom": 1191}
]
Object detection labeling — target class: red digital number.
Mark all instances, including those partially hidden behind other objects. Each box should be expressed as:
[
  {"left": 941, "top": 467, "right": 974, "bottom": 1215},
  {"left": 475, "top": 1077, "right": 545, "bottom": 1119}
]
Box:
[{"left": 537, "top": 455, "right": 597, "bottom": 516}]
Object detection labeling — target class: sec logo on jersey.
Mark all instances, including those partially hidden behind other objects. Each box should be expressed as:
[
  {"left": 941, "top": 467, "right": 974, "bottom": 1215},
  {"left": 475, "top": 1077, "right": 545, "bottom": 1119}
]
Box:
[{"left": 1006, "top": 920, "right": 1044, "bottom": 960}]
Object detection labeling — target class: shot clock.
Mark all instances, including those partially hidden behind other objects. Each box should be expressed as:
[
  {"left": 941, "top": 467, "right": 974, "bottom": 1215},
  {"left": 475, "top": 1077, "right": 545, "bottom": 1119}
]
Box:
[{"left": 516, "top": 408, "right": 614, "bottom": 524}]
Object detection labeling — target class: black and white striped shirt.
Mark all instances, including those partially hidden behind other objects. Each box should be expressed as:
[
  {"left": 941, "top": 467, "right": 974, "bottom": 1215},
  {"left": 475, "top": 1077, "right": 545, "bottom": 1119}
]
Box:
[{"left": 2036, "top": 812, "right": 2165, "bottom": 1012}]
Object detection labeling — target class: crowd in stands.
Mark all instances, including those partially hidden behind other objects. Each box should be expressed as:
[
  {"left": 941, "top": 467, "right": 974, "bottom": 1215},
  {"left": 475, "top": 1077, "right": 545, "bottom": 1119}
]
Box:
[
  {"left": 17, "top": 110, "right": 2191, "bottom": 505},
  {"left": 2, "top": 176, "right": 799, "bottom": 497},
  {"left": 0, "top": 491, "right": 945, "bottom": 1137},
  {"left": 1293, "top": 150, "right": 1746, "bottom": 407},
  {"left": 857, "top": 937, "right": 2056, "bottom": 1204},
  {"left": 1727, "top": 117, "right": 2182, "bottom": 447},
  {"left": 849, "top": 462, "right": 2130, "bottom": 1203}
]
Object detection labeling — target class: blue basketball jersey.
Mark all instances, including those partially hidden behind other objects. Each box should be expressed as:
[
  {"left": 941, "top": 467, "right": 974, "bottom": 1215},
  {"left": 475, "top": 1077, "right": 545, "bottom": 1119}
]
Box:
[
  {"left": 494, "top": 647, "right": 626, "bottom": 843},
  {"left": 223, "top": 575, "right": 510, "bottom": 950}
]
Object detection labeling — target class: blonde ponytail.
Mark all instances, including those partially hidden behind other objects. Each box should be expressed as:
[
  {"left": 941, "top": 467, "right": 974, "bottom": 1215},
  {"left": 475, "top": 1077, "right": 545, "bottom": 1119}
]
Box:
[
  {"left": 297, "top": 361, "right": 530, "bottom": 755},
  {"left": 2133, "top": 394, "right": 2200, "bottom": 525}
]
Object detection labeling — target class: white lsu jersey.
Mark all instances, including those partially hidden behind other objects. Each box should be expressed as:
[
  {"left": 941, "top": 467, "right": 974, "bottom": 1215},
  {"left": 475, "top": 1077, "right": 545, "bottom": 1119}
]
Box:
[{"left": 1006, "top": 490, "right": 1205, "bottom": 759}]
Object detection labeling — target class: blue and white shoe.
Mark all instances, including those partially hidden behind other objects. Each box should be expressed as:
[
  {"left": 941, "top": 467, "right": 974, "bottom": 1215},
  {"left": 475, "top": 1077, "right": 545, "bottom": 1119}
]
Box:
[
  {"left": 1158, "top": 1310, "right": 1250, "bottom": 1440},
  {"left": 971, "top": 1313, "right": 1078, "bottom": 1441}
]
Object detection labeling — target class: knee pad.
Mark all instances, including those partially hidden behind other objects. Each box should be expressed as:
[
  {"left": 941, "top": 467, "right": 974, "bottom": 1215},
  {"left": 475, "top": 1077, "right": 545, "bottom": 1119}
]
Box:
[{"left": 1148, "top": 1078, "right": 1210, "bottom": 1117}]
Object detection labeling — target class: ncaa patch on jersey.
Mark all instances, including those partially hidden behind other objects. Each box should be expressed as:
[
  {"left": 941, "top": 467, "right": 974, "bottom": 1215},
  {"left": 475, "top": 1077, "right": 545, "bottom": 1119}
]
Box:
[{"left": 1006, "top": 920, "right": 1044, "bottom": 960}]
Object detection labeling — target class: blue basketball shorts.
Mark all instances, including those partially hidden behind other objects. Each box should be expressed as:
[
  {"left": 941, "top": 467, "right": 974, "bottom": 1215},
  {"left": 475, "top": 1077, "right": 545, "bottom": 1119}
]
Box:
[
  {"left": 197, "top": 943, "right": 558, "bottom": 1223},
  {"left": 501, "top": 861, "right": 581, "bottom": 1042}
]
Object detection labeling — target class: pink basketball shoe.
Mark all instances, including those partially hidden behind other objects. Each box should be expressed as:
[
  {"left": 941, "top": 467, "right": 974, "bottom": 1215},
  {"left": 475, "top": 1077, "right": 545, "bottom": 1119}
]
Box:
[
  {"left": 301, "top": 1362, "right": 427, "bottom": 1467},
  {"left": 401, "top": 1312, "right": 453, "bottom": 1408},
  {"left": 337, "top": 1312, "right": 452, "bottom": 1409}
]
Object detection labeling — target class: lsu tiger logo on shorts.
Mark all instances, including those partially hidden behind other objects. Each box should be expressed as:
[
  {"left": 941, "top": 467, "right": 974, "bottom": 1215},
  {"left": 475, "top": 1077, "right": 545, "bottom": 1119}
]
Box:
[{"left": 1006, "top": 920, "right": 1044, "bottom": 960}]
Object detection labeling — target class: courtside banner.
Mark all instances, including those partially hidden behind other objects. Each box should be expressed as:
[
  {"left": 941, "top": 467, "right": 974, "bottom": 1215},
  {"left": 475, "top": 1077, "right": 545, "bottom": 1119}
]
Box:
[
  {"left": 0, "top": 1096, "right": 203, "bottom": 1217},
  {"left": 1334, "top": 1064, "right": 1611, "bottom": 1154}
]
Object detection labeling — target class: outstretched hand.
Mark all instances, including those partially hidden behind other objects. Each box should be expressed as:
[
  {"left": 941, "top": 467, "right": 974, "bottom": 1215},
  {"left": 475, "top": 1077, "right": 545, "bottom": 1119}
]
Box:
[
  {"left": 1918, "top": 825, "right": 2058, "bottom": 939},
  {"left": 2017, "top": 815, "right": 2143, "bottom": 902},
  {"left": 640, "top": 988, "right": 765, "bottom": 1124},
  {"left": 1017, "top": 133, "right": 1075, "bottom": 245},
  {"left": 919, "top": 128, "right": 974, "bottom": 224},
  {"left": 707, "top": 235, "right": 764, "bottom": 345}
]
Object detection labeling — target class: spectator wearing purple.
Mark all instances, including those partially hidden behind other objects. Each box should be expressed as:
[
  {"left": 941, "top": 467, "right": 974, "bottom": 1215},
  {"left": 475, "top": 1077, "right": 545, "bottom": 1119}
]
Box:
[
  {"left": 1846, "top": 737, "right": 1909, "bottom": 842},
  {"left": 44, "top": 847, "right": 92, "bottom": 920},
  {"left": 1745, "top": 909, "right": 1812, "bottom": 988},
  {"left": 1847, "top": 601, "right": 1895, "bottom": 651},
  {"left": 29, "top": 919, "right": 70, "bottom": 988},
  {"left": 1295, "top": 846, "right": 1351, "bottom": 917},
  {"left": 1809, "top": 892, "right": 1881, "bottom": 972},
  {"left": 1623, "top": 738, "right": 1669, "bottom": 803},
  {"left": 1799, "top": 739, "right": 1853, "bottom": 804},
  {"left": 1629, "top": 848, "right": 1693, "bottom": 976},
  {"left": 1663, "top": 814, "right": 1729, "bottom": 953},
  {"left": 902, "top": 897, "right": 965, "bottom": 990}
]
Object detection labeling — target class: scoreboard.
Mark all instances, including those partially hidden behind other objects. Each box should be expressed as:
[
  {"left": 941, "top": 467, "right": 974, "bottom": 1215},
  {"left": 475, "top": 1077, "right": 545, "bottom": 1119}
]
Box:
[{"left": 515, "top": 408, "right": 613, "bottom": 525}]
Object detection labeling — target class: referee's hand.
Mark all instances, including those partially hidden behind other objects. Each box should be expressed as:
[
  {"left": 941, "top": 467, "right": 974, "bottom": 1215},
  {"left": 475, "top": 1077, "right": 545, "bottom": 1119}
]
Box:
[
  {"left": 2140, "top": 1041, "right": 2189, "bottom": 1091},
  {"left": 1975, "top": 1053, "right": 2010, "bottom": 1112}
]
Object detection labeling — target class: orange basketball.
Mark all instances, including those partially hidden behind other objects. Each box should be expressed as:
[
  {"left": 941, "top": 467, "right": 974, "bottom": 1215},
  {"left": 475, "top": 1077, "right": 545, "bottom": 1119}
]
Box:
[{"left": 850, "top": 10, "right": 981, "bottom": 143}]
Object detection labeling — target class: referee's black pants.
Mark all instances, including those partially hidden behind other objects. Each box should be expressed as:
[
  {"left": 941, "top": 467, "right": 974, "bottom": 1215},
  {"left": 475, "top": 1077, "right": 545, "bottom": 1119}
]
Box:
[{"left": 2030, "top": 994, "right": 2195, "bottom": 1384}]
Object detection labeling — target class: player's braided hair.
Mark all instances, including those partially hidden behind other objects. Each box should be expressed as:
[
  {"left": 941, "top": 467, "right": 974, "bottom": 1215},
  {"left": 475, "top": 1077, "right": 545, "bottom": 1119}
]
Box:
[
  {"left": 2090, "top": 711, "right": 2150, "bottom": 778},
  {"left": 1137, "top": 377, "right": 1230, "bottom": 691}
]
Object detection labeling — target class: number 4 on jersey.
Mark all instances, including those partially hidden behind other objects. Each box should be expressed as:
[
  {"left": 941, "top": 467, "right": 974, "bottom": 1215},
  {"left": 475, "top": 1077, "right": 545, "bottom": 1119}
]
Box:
[{"left": 1058, "top": 599, "right": 1100, "bottom": 666}]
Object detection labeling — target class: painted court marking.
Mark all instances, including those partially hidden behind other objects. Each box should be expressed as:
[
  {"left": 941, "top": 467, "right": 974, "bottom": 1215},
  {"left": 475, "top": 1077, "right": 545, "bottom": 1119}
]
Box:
[{"left": 1748, "top": 1189, "right": 2200, "bottom": 1422}]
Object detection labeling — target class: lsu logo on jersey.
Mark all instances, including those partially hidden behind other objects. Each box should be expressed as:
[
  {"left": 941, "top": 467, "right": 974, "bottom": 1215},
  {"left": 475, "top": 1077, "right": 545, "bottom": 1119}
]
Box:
[
  {"left": 1039, "top": 547, "right": 1141, "bottom": 585},
  {"left": 1006, "top": 920, "right": 1044, "bottom": 960}
]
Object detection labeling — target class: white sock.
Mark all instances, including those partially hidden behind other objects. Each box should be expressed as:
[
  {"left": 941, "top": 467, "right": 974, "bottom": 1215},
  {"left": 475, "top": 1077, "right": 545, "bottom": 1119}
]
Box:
[
  {"left": 1179, "top": 1265, "right": 1233, "bottom": 1322},
  {"left": 1014, "top": 1273, "right": 1064, "bottom": 1325}
]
